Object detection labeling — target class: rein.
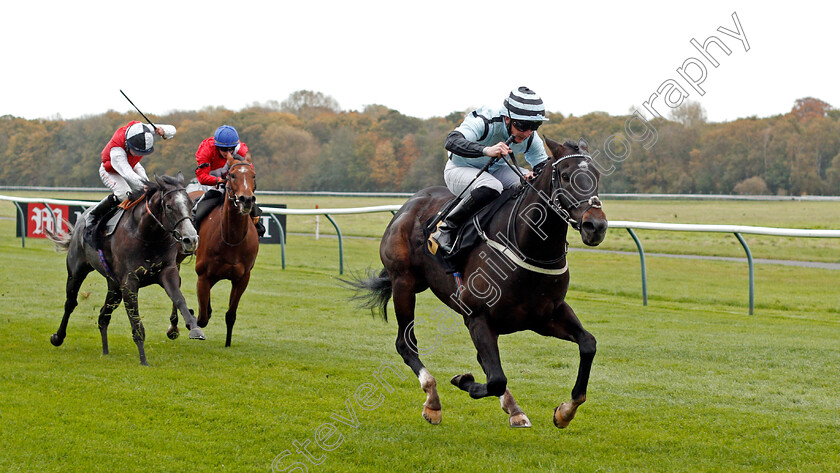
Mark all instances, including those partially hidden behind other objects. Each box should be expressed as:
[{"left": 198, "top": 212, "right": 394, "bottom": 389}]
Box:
[{"left": 476, "top": 149, "right": 602, "bottom": 272}]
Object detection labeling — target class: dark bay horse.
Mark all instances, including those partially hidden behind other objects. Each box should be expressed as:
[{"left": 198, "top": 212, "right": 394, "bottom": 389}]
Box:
[
  {"left": 348, "top": 138, "right": 607, "bottom": 428},
  {"left": 47, "top": 173, "right": 204, "bottom": 366},
  {"left": 183, "top": 154, "right": 260, "bottom": 347}
]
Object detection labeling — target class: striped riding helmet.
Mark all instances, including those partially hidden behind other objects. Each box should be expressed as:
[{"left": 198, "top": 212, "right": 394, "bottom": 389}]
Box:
[
  {"left": 502, "top": 86, "right": 549, "bottom": 122},
  {"left": 125, "top": 123, "right": 155, "bottom": 155}
]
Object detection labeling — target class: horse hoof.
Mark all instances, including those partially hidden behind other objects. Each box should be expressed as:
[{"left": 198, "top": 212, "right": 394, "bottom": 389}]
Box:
[
  {"left": 509, "top": 412, "right": 532, "bottom": 428},
  {"left": 189, "top": 327, "right": 206, "bottom": 340},
  {"left": 50, "top": 334, "right": 64, "bottom": 347},
  {"left": 166, "top": 326, "right": 180, "bottom": 340},
  {"left": 553, "top": 403, "right": 576, "bottom": 429},
  {"left": 450, "top": 373, "right": 474, "bottom": 389},
  {"left": 197, "top": 318, "right": 209, "bottom": 328},
  {"left": 422, "top": 406, "right": 442, "bottom": 425}
]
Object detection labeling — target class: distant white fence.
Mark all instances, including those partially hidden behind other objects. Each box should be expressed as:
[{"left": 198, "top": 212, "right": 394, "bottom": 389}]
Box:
[{"left": 2, "top": 194, "right": 838, "bottom": 314}]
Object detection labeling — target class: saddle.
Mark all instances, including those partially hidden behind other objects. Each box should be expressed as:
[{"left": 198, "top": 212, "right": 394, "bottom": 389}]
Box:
[
  {"left": 193, "top": 189, "right": 224, "bottom": 230},
  {"left": 424, "top": 187, "right": 521, "bottom": 274}
]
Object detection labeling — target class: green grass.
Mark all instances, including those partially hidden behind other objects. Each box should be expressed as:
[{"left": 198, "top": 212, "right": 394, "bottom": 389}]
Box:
[{"left": 0, "top": 208, "right": 839, "bottom": 472}]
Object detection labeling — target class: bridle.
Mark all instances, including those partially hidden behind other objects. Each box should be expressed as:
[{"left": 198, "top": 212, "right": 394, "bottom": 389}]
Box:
[
  {"left": 494, "top": 149, "right": 602, "bottom": 267},
  {"left": 504, "top": 151, "right": 602, "bottom": 232},
  {"left": 220, "top": 160, "right": 256, "bottom": 247},
  {"left": 224, "top": 161, "right": 255, "bottom": 203},
  {"left": 545, "top": 154, "right": 603, "bottom": 231},
  {"left": 144, "top": 188, "right": 192, "bottom": 243}
]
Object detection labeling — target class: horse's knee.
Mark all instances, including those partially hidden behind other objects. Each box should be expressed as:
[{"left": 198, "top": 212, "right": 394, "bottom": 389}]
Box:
[{"left": 486, "top": 376, "right": 507, "bottom": 397}]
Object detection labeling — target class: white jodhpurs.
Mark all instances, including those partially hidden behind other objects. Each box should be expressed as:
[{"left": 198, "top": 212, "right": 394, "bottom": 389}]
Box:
[{"left": 443, "top": 159, "right": 524, "bottom": 195}]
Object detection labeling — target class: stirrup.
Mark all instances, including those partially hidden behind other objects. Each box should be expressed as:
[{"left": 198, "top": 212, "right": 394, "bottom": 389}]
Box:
[{"left": 429, "top": 222, "right": 458, "bottom": 255}]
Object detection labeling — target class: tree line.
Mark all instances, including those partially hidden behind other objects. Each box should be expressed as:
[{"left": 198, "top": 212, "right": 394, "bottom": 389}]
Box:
[{"left": 1, "top": 92, "right": 838, "bottom": 195}]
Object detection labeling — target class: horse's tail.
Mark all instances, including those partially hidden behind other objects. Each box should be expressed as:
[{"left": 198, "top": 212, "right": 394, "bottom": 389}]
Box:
[
  {"left": 340, "top": 268, "right": 392, "bottom": 322},
  {"left": 45, "top": 223, "right": 73, "bottom": 253}
]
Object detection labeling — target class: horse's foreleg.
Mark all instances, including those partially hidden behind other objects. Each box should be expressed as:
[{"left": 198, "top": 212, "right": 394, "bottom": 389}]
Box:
[
  {"left": 99, "top": 280, "right": 122, "bottom": 355},
  {"left": 160, "top": 267, "right": 205, "bottom": 341},
  {"left": 121, "top": 283, "right": 148, "bottom": 366},
  {"left": 225, "top": 271, "right": 251, "bottom": 348},
  {"left": 51, "top": 262, "right": 92, "bottom": 347},
  {"left": 392, "top": 277, "right": 441, "bottom": 425},
  {"left": 196, "top": 275, "right": 213, "bottom": 329},
  {"left": 452, "top": 317, "right": 506, "bottom": 399},
  {"left": 536, "top": 301, "right": 596, "bottom": 429}
]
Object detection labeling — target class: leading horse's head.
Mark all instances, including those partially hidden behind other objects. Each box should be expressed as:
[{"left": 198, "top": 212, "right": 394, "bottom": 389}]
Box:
[
  {"left": 225, "top": 154, "right": 256, "bottom": 216},
  {"left": 540, "top": 138, "right": 608, "bottom": 246},
  {"left": 147, "top": 172, "right": 199, "bottom": 254}
]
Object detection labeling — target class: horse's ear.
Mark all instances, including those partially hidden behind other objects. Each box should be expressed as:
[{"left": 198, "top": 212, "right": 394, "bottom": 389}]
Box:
[
  {"left": 578, "top": 137, "right": 589, "bottom": 152},
  {"left": 175, "top": 171, "right": 185, "bottom": 185},
  {"left": 543, "top": 137, "right": 562, "bottom": 158},
  {"left": 154, "top": 173, "right": 165, "bottom": 188}
]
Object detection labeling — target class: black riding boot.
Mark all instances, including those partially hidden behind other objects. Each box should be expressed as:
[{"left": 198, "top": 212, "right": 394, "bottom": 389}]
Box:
[
  {"left": 83, "top": 194, "right": 119, "bottom": 247},
  {"left": 192, "top": 189, "right": 224, "bottom": 231},
  {"left": 430, "top": 187, "right": 499, "bottom": 254},
  {"left": 251, "top": 203, "right": 266, "bottom": 237}
]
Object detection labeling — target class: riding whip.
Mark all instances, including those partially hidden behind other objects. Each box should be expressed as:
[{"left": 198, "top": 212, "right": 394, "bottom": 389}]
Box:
[{"left": 119, "top": 89, "right": 157, "bottom": 129}]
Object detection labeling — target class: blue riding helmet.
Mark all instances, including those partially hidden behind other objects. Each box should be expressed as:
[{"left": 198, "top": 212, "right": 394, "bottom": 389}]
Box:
[{"left": 214, "top": 125, "right": 240, "bottom": 148}]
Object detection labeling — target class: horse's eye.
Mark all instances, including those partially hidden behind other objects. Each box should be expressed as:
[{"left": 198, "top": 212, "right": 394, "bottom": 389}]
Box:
[{"left": 561, "top": 172, "right": 570, "bottom": 181}]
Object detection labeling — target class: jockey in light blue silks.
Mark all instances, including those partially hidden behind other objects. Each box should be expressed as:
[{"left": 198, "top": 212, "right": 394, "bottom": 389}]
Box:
[{"left": 429, "top": 86, "right": 551, "bottom": 254}]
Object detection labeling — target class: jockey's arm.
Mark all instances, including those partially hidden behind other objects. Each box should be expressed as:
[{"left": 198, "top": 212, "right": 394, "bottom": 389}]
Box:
[
  {"left": 133, "top": 163, "right": 149, "bottom": 182},
  {"left": 444, "top": 131, "right": 487, "bottom": 158},
  {"left": 109, "top": 147, "right": 145, "bottom": 192},
  {"left": 154, "top": 124, "right": 177, "bottom": 140}
]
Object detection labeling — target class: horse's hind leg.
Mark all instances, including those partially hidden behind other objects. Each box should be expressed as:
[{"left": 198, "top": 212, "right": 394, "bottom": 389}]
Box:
[
  {"left": 500, "top": 388, "right": 532, "bottom": 428},
  {"left": 51, "top": 258, "right": 93, "bottom": 347},
  {"left": 99, "top": 280, "right": 122, "bottom": 355},
  {"left": 167, "top": 303, "right": 180, "bottom": 340},
  {"left": 225, "top": 272, "right": 251, "bottom": 348},
  {"left": 392, "top": 275, "right": 441, "bottom": 425},
  {"left": 451, "top": 317, "right": 507, "bottom": 399},
  {"left": 121, "top": 284, "right": 148, "bottom": 366},
  {"left": 534, "top": 301, "right": 596, "bottom": 429}
]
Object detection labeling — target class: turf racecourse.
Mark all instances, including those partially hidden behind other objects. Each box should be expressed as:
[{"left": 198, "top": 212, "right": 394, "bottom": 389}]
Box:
[{"left": 1, "top": 203, "right": 839, "bottom": 472}]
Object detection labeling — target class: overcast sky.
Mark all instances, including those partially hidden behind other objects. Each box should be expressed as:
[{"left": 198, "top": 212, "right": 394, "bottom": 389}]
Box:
[{"left": 3, "top": 1, "right": 836, "bottom": 124}]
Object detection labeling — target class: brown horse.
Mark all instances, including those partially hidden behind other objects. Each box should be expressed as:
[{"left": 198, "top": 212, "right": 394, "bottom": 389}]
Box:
[
  {"left": 181, "top": 154, "right": 260, "bottom": 347},
  {"left": 347, "top": 138, "right": 608, "bottom": 428},
  {"left": 47, "top": 173, "right": 204, "bottom": 365}
]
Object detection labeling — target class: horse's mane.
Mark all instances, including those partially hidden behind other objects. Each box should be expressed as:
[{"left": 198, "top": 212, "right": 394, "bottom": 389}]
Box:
[{"left": 128, "top": 175, "right": 183, "bottom": 202}]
